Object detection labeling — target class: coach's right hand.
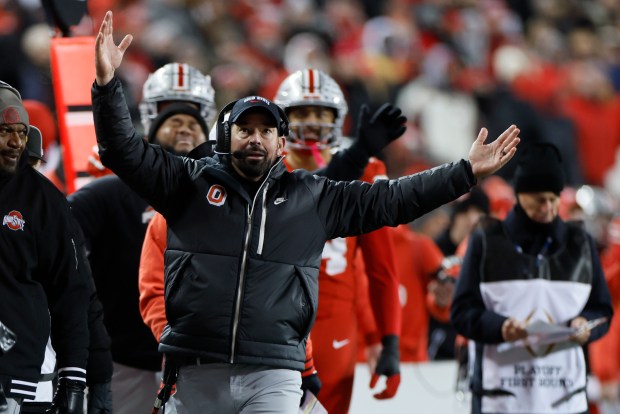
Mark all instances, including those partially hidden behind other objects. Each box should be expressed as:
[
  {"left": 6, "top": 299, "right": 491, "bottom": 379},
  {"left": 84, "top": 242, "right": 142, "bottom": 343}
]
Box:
[{"left": 95, "top": 11, "right": 133, "bottom": 86}]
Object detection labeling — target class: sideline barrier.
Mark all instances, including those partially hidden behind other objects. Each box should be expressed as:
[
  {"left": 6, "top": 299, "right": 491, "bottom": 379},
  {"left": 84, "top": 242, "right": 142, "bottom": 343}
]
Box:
[
  {"left": 349, "top": 361, "right": 470, "bottom": 414},
  {"left": 50, "top": 36, "right": 97, "bottom": 194}
]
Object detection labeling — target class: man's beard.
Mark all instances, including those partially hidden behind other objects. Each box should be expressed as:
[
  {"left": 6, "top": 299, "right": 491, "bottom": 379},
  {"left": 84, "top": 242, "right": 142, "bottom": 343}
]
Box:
[
  {"left": 0, "top": 157, "right": 19, "bottom": 179},
  {"left": 232, "top": 148, "right": 276, "bottom": 179}
]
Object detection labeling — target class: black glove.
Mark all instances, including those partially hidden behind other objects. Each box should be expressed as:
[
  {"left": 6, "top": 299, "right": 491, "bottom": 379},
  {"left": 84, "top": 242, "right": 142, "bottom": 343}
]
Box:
[
  {"left": 370, "top": 335, "right": 401, "bottom": 400},
  {"left": 86, "top": 381, "right": 112, "bottom": 414},
  {"left": 350, "top": 103, "right": 407, "bottom": 159},
  {"left": 47, "top": 378, "right": 86, "bottom": 414},
  {"left": 300, "top": 372, "right": 322, "bottom": 405}
]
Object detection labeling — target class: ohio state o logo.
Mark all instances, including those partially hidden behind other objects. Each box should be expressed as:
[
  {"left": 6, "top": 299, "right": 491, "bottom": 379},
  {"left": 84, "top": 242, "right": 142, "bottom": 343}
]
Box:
[
  {"left": 207, "top": 185, "right": 227, "bottom": 206},
  {"left": 3, "top": 210, "right": 25, "bottom": 231},
  {"left": 3, "top": 107, "right": 21, "bottom": 124}
]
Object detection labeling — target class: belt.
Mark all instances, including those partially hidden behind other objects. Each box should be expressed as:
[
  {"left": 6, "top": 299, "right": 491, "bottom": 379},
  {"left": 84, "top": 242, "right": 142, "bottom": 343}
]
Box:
[{"left": 174, "top": 355, "right": 219, "bottom": 367}]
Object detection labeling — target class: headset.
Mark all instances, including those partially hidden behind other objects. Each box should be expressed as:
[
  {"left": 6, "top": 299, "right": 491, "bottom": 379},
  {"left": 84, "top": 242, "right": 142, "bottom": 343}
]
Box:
[{"left": 214, "top": 99, "right": 289, "bottom": 155}]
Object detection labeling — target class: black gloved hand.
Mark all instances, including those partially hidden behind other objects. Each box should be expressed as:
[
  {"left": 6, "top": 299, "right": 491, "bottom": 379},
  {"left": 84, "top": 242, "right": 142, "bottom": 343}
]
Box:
[
  {"left": 351, "top": 103, "right": 407, "bottom": 159},
  {"left": 370, "top": 335, "right": 401, "bottom": 400},
  {"left": 300, "top": 372, "right": 322, "bottom": 405},
  {"left": 86, "top": 381, "right": 112, "bottom": 414},
  {"left": 46, "top": 378, "right": 86, "bottom": 414}
]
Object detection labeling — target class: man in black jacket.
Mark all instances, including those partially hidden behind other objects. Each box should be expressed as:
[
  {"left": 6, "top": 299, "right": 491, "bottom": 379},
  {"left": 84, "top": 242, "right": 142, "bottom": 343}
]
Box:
[
  {"left": 93, "top": 11, "right": 520, "bottom": 414},
  {"left": 71, "top": 58, "right": 382, "bottom": 414},
  {"left": 68, "top": 62, "right": 216, "bottom": 414},
  {"left": 451, "top": 143, "right": 613, "bottom": 414},
  {"left": 0, "top": 81, "right": 89, "bottom": 413},
  {"left": 17, "top": 127, "right": 113, "bottom": 414}
]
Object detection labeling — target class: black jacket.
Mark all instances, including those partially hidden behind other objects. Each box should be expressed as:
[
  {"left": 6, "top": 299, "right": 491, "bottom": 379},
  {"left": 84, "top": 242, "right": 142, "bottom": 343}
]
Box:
[
  {"left": 451, "top": 206, "right": 613, "bottom": 413},
  {"left": 68, "top": 175, "right": 162, "bottom": 371},
  {"left": 93, "top": 77, "right": 476, "bottom": 371},
  {"left": 68, "top": 117, "right": 368, "bottom": 373},
  {"left": 72, "top": 223, "right": 113, "bottom": 385},
  {"left": 0, "top": 156, "right": 89, "bottom": 399}
]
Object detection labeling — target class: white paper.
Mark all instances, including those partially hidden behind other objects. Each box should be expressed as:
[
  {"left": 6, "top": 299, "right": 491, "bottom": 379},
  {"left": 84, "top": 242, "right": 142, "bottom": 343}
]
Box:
[
  {"left": 497, "top": 320, "right": 575, "bottom": 353},
  {"left": 497, "top": 318, "right": 608, "bottom": 353},
  {"left": 298, "top": 390, "right": 328, "bottom": 414}
]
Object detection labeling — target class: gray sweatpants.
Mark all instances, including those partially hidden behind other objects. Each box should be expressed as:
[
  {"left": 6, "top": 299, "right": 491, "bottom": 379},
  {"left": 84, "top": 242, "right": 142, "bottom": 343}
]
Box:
[
  {"left": 111, "top": 362, "right": 174, "bottom": 414},
  {"left": 171, "top": 363, "right": 302, "bottom": 414},
  {"left": 1, "top": 398, "right": 21, "bottom": 414}
]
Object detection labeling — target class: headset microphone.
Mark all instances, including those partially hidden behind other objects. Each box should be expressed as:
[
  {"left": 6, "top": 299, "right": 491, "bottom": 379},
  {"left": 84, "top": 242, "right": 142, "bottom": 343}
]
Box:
[{"left": 212, "top": 149, "right": 245, "bottom": 159}]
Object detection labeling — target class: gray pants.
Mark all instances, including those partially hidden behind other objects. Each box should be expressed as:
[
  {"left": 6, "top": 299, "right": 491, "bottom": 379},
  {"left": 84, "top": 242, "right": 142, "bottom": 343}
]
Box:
[
  {"left": 111, "top": 362, "right": 171, "bottom": 414},
  {"left": 171, "top": 363, "right": 302, "bottom": 414},
  {"left": 1, "top": 398, "right": 21, "bottom": 414}
]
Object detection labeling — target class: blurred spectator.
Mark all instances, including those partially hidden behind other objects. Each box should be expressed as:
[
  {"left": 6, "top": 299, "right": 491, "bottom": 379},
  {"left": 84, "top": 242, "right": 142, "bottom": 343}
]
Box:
[
  {"left": 561, "top": 61, "right": 620, "bottom": 186},
  {"left": 21, "top": 99, "right": 64, "bottom": 190},
  {"left": 3, "top": 0, "right": 617, "bottom": 196},
  {"left": 396, "top": 43, "right": 478, "bottom": 165},
  {"left": 431, "top": 187, "right": 489, "bottom": 360},
  {"left": 475, "top": 44, "right": 548, "bottom": 181},
  {"left": 435, "top": 187, "right": 490, "bottom": 256},
  {"left": 480, "top": 175, "right": 515, "bottom": 219},
  {"left": 394, "top": 225, "right": 450, "bottom": 362},
  {"left": 591, "top": 215, "right": 620, "bottom": 414}
]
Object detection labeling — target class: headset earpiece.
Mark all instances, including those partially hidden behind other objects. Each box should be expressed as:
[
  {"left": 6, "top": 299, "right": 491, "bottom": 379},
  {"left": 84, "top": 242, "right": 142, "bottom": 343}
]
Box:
[
  {"left": 215, "top": 99, "right": 290, "bottom": 153},
  {"left": 215, "top": 100, "right": 237, "bottom": 154},
  {"left": 276, "top": 106, "right": 289, "bottom": 137}
]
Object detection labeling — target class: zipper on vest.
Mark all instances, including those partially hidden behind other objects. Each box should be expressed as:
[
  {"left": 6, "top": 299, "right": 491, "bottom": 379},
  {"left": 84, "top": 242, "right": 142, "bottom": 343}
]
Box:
[
  {"left": 257, "top": 183, "right": 269, "bottom": 255},
  {"left": 229, "top": 159, "right": 282, "bottom": 363},
  {"left": 230, "top": 205, "right": 253, "bottom": 363}
]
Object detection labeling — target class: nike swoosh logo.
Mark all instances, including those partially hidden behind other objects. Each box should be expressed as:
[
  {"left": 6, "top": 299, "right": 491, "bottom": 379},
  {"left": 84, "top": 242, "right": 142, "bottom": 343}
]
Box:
[
  {"left": 332, "top": 339, "right": 350, "bottom": 350},
  {"left": 274, "top": 198, "right": 287, "bottom": 205}
]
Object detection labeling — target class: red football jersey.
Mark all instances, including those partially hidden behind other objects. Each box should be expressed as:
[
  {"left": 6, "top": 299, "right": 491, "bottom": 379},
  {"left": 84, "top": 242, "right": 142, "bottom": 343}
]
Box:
[
  {"left": 296, "top": 157, "right": 400, "bottom": 414},
  {"left": 308, "top": 158, "right": 401, "bottom": 336}
]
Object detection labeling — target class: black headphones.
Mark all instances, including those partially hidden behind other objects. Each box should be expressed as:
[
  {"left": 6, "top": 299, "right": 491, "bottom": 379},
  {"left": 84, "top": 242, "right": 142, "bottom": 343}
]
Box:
[{"left": 214, "top": 99, "right": 289, "bottom": 154}]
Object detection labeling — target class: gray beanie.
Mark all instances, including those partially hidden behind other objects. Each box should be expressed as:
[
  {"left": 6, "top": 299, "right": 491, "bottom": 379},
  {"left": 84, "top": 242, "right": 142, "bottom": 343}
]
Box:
[{"left": 0, "top": 82, "right": 29, "bottom": 128}]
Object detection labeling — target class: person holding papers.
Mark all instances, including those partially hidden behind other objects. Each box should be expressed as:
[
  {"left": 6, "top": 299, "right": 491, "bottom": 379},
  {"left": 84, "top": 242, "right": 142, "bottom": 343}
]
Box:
[{"left": 451, "top": 142, "right": 613, "bottom": 414}]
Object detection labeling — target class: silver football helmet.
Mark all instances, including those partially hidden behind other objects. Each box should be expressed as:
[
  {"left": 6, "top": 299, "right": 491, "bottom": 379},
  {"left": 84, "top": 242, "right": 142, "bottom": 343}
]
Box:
[
  {"left": 0, "top": 80, "right": 22, "bottom": 100},
  {"left": 274, "top": 69, "right": 348, "bottom": 150},
  {"left": 139, "top": 63, "right": 216, "bottom": 135}
]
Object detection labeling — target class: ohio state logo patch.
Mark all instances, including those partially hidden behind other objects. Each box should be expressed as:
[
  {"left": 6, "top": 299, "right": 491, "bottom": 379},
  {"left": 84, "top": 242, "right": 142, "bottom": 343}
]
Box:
[
  {"left": 2, "top": 107, "right": 22, "bottom": 124},
  {"left": 3, "top": 210, "right": 25, "bottom": 231},
  {"left": 207, "top": 185, "right": 227, "bottom": 206}
]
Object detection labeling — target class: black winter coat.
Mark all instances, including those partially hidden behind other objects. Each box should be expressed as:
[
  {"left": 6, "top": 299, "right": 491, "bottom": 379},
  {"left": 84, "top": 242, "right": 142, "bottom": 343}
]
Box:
[
  {"left": 0, "top": 156, "right": 89, "bottom": 398},
  {"left": 93, "top": 77, "right": 477, "bottom": 371}
]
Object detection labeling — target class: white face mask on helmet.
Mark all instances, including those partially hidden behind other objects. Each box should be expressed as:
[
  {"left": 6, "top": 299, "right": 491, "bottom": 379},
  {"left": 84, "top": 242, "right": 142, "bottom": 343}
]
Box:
[
  {"left": 139, "top": 63, "right": 216, "bottom": 136},
  {"left": 273, "top": 69, "right": 348, "bottom": 150}
]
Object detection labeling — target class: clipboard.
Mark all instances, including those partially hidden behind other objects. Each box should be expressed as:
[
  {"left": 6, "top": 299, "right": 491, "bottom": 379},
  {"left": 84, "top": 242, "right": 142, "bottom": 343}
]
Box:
[
  {"left": 298, "top": 390, "right": 328, "bottom": 414},
  {"left": 497, "top": 317, "right": 609, "bottom": 353}
]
